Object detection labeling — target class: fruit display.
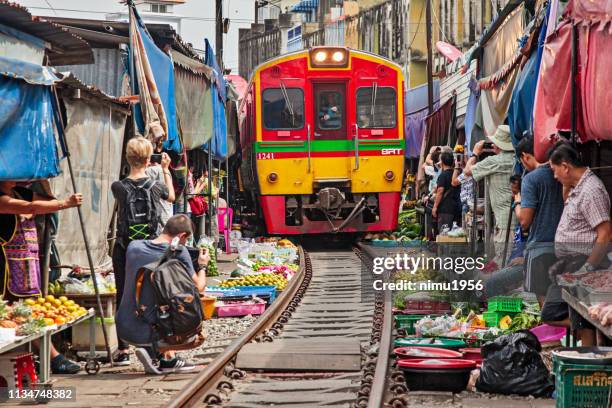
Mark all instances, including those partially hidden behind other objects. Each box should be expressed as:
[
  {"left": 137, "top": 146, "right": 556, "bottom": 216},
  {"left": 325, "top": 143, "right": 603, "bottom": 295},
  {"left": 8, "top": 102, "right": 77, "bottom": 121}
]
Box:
[
  {"left": 277, "top": 239, "right": 296, "bottom": 248},
  {"left": 0, "top": 295, "right": 89, "bottom": 343},
  {"left": 50, "top": 274, "right": 116, "bottom": 295},
  {"left": 218, "top": 273, "right": 288, "bottom": 290},
  {"left": 25, "top": 295, "right": 88, "bottom": 326}
]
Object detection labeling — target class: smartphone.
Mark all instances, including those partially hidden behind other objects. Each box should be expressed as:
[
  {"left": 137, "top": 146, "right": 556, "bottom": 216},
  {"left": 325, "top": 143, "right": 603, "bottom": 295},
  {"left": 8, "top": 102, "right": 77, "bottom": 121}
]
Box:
[
  {"left": 151, "top": 154, "right": 162, "bottom": 164},
  {"left": 482, "top": 142, "right": 494, "bottom": 149}
]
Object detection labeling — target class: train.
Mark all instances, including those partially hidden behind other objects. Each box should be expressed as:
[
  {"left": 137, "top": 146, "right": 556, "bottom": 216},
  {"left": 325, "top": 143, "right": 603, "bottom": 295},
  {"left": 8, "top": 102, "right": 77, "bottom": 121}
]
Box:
[{"left": 237, "top": 46, "right": 405, "bottom": 235}]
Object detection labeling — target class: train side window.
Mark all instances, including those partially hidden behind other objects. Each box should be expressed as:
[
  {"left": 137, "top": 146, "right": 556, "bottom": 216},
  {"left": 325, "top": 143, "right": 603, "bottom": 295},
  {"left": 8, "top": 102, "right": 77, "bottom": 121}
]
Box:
[
  {"left": 262, "top": 88, "right": 304, "bottom": 130},
  {"left": 356, "top": 87, "right": 397, "bottom": 128}
]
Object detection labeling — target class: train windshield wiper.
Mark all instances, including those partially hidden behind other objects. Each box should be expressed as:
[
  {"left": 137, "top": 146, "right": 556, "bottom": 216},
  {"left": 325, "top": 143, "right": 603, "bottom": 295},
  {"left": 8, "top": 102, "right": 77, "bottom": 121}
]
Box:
[
  {"left": 370, "top": 82, "right": 378, "bottom": 127},
  {"left": 279, "top": 80, "right": 295, "bottom": 127}
]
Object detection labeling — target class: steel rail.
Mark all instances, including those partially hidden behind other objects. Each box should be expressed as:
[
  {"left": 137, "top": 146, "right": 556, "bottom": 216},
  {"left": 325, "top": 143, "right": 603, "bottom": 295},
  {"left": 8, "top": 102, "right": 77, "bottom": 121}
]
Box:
[
  {"left": 357, "top": 243, "right": 395, "bottom": 408},
  {"left": 167, "top": 246, "right": 308, "bottom": 408}
]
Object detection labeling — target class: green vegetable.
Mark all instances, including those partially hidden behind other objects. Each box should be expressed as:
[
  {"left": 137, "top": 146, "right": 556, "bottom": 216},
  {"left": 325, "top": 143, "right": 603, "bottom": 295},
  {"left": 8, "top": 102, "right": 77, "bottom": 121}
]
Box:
[
  {"left": 509, "top": 312, "right": 540, "bottom": 331},
  {"left": 202, "top": 244, "right": 218, "bottom": 277}
]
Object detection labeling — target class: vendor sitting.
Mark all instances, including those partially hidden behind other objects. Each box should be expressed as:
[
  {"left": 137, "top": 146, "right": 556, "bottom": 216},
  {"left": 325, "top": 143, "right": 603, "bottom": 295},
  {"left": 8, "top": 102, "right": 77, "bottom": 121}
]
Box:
[
  {"left": 115, "top": 214, "right": 209, "bottom": 374},
  {"left": 0, "top": 180, "right": 83, "bottom": 374},
  {"left": 483, "top": 175, "right": 528, "bottom": 297}
]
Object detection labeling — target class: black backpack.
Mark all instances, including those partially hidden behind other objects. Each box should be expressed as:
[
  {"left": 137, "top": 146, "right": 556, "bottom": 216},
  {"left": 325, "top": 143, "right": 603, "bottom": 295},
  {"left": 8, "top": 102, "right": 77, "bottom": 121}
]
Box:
[
  {"left": 135, "top": 245, "right": 204, "bottom": 347},
  {"left": 122, "top": 178, "right": 158, "bottom": 242}
]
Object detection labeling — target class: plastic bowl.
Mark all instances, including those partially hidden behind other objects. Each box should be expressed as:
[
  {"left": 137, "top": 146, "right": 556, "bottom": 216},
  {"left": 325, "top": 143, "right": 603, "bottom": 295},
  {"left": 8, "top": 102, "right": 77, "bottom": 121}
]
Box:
[
  {"left": 459, "top": 348, "right": 482, "bottom": 364},
  {"left": 394, "top": 346, "right": 463, "bottom": 360},
  {"left": 529, "top": 324, "right": 567, "bottom": 344},
  {"left": 398, "top": 358, "right": 477, "bottom": 393},
  {"left": 394, "top": 338, "right": 467, "bottom": 350}
]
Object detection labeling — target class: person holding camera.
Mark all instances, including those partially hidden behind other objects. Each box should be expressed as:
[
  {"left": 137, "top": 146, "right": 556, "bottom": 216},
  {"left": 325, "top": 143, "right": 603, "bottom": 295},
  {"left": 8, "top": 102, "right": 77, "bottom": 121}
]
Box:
[
  {"left": 432, "top": 152, "right": 462, "bottom": 232},
  {"left": 111, "top": 137, "right": 172, "bottom": 366},
  {"left": 464, "top": 125, "right": 516, "bottom": 249}
]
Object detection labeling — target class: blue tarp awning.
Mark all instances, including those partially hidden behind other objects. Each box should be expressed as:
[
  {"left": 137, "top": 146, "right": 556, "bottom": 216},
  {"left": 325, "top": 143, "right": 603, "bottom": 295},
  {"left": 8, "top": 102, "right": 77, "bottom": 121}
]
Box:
[
  {"left": 204, "top": 39, "right": 228, "bottom": 160},
  {"left": 290, "top": 0, "right": 319, "bottom": 13},
  {"left": 0, "top": 56, "right": 61, "bottom": 180}
]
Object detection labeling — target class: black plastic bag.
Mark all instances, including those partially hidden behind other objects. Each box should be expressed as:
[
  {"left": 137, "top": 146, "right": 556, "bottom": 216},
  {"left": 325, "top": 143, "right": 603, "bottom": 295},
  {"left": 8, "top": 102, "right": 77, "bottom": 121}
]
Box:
[{"left": 476, "top": 331, "right": 554, "bottom": 397}]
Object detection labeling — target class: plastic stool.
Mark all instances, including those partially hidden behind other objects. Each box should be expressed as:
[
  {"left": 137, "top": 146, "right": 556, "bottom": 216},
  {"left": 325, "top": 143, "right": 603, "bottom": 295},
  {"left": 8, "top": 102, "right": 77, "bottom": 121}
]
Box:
[
  {"left": 0, "top": 352, "right": 37, "bottom": 391},
  {"left": 218, "top": 207, "right": 233, "bottom": 253}
]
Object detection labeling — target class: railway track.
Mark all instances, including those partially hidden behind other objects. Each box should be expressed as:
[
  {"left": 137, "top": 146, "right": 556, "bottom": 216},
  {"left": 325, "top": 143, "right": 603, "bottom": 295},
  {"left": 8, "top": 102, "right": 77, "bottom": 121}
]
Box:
[{"left": 167, "top": 245, "right": 396, "bottom": 408}]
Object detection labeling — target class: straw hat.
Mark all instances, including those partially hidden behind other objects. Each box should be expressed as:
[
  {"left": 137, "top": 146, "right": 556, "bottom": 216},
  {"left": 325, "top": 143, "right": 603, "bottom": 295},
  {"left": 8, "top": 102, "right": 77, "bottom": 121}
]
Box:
[{"left": 489, "top": 125, "right": 514, "bottom": 151}]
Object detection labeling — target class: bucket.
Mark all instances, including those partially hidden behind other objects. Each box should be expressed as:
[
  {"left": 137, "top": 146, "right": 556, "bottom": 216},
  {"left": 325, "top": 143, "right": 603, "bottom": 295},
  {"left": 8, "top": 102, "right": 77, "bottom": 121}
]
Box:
[{"left": 200, "top": 296, "right": 216, "bottom": 320}]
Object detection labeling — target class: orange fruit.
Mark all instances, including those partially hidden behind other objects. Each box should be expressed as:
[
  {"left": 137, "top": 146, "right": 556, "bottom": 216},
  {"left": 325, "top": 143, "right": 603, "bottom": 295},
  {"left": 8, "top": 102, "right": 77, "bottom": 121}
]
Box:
[{"left": 54, "top": 317, "right": 66, "bottom": 325}]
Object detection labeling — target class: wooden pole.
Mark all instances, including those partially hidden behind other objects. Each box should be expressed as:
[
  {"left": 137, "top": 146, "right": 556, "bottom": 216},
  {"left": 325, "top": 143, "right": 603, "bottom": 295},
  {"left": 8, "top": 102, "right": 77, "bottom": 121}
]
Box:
[
  {"left": 426, "top": 0, "right": 434, "bottom": 114},
  {"left": 216, "top": 0, "right": 224, "bottom": 68}
]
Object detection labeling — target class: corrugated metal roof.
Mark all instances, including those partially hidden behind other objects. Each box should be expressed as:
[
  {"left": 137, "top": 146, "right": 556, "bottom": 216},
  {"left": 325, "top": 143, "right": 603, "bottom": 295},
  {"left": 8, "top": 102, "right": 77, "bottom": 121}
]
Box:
[
  {"left": 0, "top": 1, "right": 93, "bottom": 65},
  {"left": 56, "top": 48, "right": 127, "bottom": 97},
  {"left": 43, "top": 16, "right": 202, "bottom": 62},
  {"left": 56, "top": 72, "right": 130, "bottom": 109},
  {"left": 440, "top": 60, "right": 476, "bottom": 120}
]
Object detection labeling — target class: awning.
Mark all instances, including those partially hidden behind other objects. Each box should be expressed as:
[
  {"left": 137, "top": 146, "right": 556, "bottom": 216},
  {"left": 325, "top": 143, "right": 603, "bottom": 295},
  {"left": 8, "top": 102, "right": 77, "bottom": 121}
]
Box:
[
  {"left": 0, "top": 56, "right": 62, "bottom": 181},
  {"left": 0, "top": 1, "right": 93, "bottom": 65},
  {"left": 290, "top": 0, "right": 319, "bottom": 13}
]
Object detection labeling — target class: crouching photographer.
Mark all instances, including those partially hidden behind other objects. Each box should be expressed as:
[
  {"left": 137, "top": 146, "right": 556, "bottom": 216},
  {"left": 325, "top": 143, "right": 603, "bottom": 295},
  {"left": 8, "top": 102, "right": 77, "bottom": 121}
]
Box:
[{"left": 115, "top": 214, "right": 210, "bottom": 374}]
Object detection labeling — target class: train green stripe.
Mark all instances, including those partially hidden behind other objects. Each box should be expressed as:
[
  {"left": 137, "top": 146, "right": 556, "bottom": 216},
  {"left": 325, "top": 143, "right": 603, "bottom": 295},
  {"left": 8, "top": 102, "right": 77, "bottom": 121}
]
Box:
[{"left": 255, "top": 139, "right": 405, "bottom": 153}]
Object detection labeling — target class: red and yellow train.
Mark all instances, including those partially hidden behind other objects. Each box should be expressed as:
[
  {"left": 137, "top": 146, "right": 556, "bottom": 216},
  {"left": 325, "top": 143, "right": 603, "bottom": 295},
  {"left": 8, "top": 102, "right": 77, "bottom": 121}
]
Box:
[{"left": 238, "top": 47, "right": 405, "bottom": 235}]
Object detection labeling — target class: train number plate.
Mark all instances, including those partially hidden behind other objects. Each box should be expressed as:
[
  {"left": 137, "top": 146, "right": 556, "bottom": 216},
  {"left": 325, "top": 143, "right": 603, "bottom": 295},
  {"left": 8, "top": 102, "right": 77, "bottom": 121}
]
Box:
[{"left": 257, "top": 152, "right": 275, "bottom": 160}]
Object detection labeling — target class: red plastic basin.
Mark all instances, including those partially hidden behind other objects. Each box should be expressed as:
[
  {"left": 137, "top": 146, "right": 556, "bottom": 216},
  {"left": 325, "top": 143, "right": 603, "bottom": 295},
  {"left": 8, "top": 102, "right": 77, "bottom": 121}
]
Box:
[
  {"left": 394, "top": 346, "right": 463, "bottom": 360},
  {"left": 398, "top": 358, "right": 477, "bottom": 369},
  {"left": 459, "top": 348, "right": 482, "bottom": 364}
]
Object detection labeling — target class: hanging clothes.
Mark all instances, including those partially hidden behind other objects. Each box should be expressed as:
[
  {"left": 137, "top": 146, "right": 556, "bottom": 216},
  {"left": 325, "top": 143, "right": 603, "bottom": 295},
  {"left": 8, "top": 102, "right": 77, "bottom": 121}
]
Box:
[
  {"left": 507, "top": 3, "right": 549, "bottom": 146},
  {"left": 129, "top": 6, "right": 181, "bottom": 152},
  {"left": 479, "top": 4, "right": 525, "bottom": 137}
]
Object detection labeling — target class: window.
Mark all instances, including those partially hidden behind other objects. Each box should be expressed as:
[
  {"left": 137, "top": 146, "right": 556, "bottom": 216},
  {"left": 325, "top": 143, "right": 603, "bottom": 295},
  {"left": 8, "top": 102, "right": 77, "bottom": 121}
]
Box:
[
  {"left": 356, "top": 87, "right": 397, "bottom": 128},
  {"left": 262, "top": 88, "right": 304, "bottom": 130},
  {"left": 316, "top": 91, "right": 343, "bottom": 130},
  {"left": 151, "top": 3, "right": 168, "bottom": 13}
]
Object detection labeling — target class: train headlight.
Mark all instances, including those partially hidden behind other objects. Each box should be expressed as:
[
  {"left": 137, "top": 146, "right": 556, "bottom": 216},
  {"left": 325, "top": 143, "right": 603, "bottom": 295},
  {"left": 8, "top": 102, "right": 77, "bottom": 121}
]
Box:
[
  {"left": 267, "top": 172, "right": 279, "bottom": 183},
  {"left": 384, "top": 170, "right": 395, "bottom": 181},
  {"left": 332, "top": 51, "right": 345, "bottom": 62},
  {"left": 314, "top": 51, "right": 327, "bottom": 63},
  {"left": 309, "top": 47, "right": 349, "bottom": 68}
]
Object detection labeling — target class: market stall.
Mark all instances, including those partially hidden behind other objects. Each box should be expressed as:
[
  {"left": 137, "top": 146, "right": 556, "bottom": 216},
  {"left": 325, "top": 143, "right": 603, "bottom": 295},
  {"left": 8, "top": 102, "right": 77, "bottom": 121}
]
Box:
[{"left": 0, "top": 296, "right": 95, "bottom": 387}]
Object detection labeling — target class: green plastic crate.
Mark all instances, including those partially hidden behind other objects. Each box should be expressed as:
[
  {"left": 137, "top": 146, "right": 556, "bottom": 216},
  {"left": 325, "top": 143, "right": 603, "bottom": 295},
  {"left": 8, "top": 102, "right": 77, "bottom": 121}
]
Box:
[
  {"left": 487, "top": 296, "right": 523, "bottom": 313},
  {"left": 554, "top": 360, "right": 612, "bottom": 408},
  {"left": 483, "top": 311, "right": 517, "bottom": 327}
]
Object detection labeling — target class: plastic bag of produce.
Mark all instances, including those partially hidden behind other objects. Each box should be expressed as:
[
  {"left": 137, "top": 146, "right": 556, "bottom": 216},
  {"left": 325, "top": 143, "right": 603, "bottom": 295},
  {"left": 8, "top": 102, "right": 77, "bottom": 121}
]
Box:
[{"left": 476, "top": 331, "right": 554, "bottom": 397}]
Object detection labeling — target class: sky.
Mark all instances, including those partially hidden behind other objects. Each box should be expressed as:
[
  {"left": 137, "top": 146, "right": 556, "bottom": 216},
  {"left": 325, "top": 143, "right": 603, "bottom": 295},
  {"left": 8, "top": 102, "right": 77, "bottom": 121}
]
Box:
[{"left": 14, "top": 0, "right": 256, "bottom": 73}]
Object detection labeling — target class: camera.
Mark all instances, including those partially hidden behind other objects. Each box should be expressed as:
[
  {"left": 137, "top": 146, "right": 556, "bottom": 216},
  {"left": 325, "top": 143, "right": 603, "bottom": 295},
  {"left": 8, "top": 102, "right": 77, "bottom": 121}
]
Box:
[
  {"left": 151, "top": 153, "right": 162, "bottom": 164},
  {"left": 453, "top": 152, "right": 464, "bottom": 169}
]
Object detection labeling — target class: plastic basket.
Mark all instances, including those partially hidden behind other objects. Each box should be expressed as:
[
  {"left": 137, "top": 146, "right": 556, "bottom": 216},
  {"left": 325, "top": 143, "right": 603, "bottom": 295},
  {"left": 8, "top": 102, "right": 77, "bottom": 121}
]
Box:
[
  {"left": 554, "top": 359, "right": 612, "bottom": 408},
  {"left": 394, "top": 314, "right": 440, "bottom": 334},
  {"left": 483, "top": 311, "right": 517, "bottom": 327},
  {"left": 487, "top": 296, "right": 523, "bottom": 313}
]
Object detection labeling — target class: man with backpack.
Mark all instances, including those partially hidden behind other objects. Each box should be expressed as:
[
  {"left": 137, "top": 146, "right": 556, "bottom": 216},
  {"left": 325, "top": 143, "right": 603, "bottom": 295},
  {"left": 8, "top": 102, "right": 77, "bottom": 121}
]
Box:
[
  {"left": 116, "top": 214, "right": 210, "bottom": 373},
  {"left": 111, "top": 137, "right": 174, "bottom": 365}
]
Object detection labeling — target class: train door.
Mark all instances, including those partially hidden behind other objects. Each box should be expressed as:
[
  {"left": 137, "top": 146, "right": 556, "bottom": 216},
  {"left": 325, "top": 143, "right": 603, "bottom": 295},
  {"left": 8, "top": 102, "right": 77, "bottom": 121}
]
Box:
[{"left": 311, "top": 82, "right": 351, "bottom": 180}]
